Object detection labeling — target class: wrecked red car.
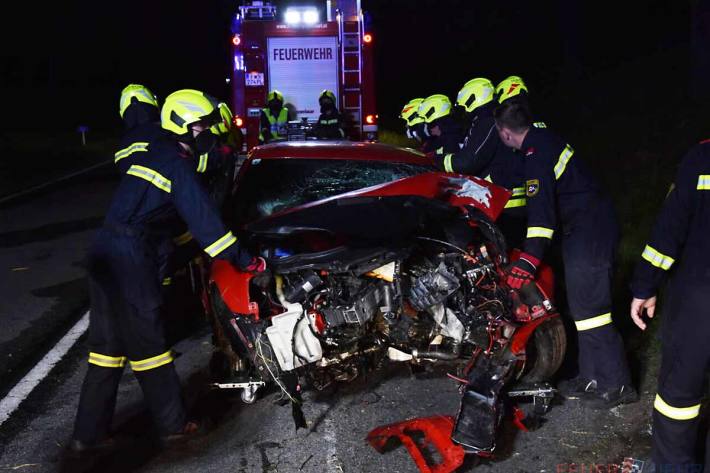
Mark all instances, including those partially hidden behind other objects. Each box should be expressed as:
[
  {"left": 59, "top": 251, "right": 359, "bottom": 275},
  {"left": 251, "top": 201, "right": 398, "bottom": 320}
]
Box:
[{"left": 205, "top": 141, "right": 566, "bottom": 461}]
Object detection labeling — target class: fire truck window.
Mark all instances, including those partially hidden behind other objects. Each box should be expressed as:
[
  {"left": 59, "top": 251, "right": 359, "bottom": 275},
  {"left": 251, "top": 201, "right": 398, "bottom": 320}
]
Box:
[{"left": 234, "top": 159, "right": 434, "bottom": 222}]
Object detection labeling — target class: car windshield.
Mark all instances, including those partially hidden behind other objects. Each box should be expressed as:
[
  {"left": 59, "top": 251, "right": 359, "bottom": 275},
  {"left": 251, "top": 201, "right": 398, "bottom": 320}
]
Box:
[{"left": 232, "top": 158, "right": 434, "bottom": 223}]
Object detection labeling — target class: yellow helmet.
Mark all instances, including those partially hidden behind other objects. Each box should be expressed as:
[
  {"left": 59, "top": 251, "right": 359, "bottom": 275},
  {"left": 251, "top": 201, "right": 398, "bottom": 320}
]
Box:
[
  {"left": 319, "top": 89, "right": 337, "bottom": 104},
  {"left": 161, "top": 89, "right": 219, "bottom": 136},
  {"left": 496, "top": 75, "right": 528, "bottom": 103},
  {"left": 210, "top": 102, "right": 234, "bottom": 136},
  {"left": 119, "top": 84, "right": 158, "bottom": 118},
  {"left": 400, "top": 98, "right": 424, "bottom": 126},
  {"left": 267, "top": 90, "right": 284, "bottom": 103},
  {"left": 418, "top": 94, "right": 452, "bottom": 123},
  {"left": 456, "top": 78, "right": 495, "bottom": 112}
]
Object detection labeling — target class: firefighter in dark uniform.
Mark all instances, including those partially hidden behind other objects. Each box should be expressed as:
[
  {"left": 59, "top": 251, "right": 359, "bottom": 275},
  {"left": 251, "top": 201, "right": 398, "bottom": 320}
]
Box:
[
  {"left": 259, "top": 90, "right": 289, "bottom": 143},
  {"left": 400, "top": 97, "right": 428, "bottom": 147},
  {"left": 630, "top": 141, "right": 710, "bottom": 470},
  {"left": 494, "top": 99, "right": 637, "bottom": 408},
  {"left": 314, "top": 89, "right": 346, "bottom": 139},
  {"left": 69, "top": 89, "right": 265, "bottom": 455},
  {"left": 433, "top": 77, "right": 527, "bottom": 248},
  {"left": 418, "top": 94, "right": 462, "bottom": 155}
]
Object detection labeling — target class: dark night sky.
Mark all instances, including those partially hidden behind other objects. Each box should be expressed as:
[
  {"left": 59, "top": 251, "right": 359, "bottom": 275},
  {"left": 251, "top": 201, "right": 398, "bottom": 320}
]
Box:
[{"left": 0, "top": 0, "right": 697, "bottom": 133}]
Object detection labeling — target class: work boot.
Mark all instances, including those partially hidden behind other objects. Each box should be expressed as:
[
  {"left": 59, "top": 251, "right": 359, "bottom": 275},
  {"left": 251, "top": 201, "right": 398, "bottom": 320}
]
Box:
[
  {"left": 557, "top": 376, "right": 598, "bottom": 399},
  {"left": 159, "top": 421, "right": 200, "bottom": 447},
  {"left": 65, "top": 437, "right": 117, "bottom": 458},
  {"left": 584, "top": 385, "right": 638, "bottom": 410}
]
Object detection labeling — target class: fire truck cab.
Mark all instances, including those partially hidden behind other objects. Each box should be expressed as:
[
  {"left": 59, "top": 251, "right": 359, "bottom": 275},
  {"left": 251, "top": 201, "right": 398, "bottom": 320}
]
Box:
[{"left": 230, "top": 0, "right": 377, "bottom": 153}]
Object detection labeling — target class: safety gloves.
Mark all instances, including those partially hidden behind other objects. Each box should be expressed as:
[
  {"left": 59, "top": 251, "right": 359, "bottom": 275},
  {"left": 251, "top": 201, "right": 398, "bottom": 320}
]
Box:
[{"left": 506, "top": 253, "right": 539, "bottom": 289}]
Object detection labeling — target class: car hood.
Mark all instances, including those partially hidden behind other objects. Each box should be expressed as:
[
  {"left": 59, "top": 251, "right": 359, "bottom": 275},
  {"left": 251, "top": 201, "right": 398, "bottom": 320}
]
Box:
[{"left": 244, "top": 172, "right": 511, "bottom": 240}]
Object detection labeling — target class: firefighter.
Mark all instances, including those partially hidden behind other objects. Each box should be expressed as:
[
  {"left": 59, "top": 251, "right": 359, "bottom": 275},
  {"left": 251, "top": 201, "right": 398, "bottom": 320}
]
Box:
[
  {"left": 417, "top": 94, "right": 463, "bottom": 155},
  {"left": 432, "top": 78, "right": 527, "bottom": 248},
  {"left": 259, "top": 90, "right": 289, "bottom": 143},
  {"left": 399, "top": 97, "right": 427, "bottom": 143},
  {"left": 314, "top": 89, "right": 346, "bottom": 139},
  {"left": 630, "top": 141, "right": 710, "bottom": 470},
  {"left": 119, "top": 83, "right": 160, "bottom": 131},
  {"left": 69, "top": 89, "right": 265, "bottom": 456},
  {"left": 495, "top": 75, "right": 528, "bottom": 104},
  {"left": 494, "top": 99, "right": 636, "bottom": 408}
]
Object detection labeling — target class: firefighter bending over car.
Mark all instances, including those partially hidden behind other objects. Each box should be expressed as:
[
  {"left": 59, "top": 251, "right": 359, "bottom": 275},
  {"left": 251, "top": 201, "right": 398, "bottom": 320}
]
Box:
[
  {"left": 69, "top": 89, "right": 265, "bottom": 456},
  {"left": 630, "top": 140, "right": 710, "bottom": 470},
  {"left": 417, "top": 94, "right": 463, "bottom": 155},
  {"left": 314, "top": 89, "right": 346, "bottom": 139},
  {"left": 259, "top": 89, "right": 289, "bottom": 143}
]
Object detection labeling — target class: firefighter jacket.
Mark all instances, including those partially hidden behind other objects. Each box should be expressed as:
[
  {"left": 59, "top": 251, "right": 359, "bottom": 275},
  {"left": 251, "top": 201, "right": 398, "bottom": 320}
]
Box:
[
  {"left": 433, "top": 102, "right": 527, "bottom": 210},
  {"left": 259, "top": 107, "right": 289, "bottom": 142},
  {"left": 519, "top": 127, "right": 603, "bottom": 260},
  {"left": 102, "top": 131, "right": 244, "bottom": 307},
  {"left": 427, "top": 115, "right": 463, "bottom": 156},
  {"left": 631, "top": 140, "right": 710, "bottom": 299},
  {"left": 315, "top": 108, "right": 346, "bottom": 139}
]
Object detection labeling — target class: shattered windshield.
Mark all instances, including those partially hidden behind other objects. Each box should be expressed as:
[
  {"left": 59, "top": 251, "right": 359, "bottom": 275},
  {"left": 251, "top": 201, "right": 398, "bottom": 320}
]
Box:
[{"left": 232, "top": 158, "right": 434, "bottom": 223}]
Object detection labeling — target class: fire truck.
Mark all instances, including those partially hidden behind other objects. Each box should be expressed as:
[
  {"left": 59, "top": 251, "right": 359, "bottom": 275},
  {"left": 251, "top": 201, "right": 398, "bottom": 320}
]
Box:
[{"left": 229, "top": 0, "right": 377, "bottom": 152}]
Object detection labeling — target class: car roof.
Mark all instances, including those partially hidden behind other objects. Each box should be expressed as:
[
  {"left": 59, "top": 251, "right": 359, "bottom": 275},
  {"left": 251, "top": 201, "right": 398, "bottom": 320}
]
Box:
[{"left": 250, "top": 140, "right": 429, "bottom": 165}]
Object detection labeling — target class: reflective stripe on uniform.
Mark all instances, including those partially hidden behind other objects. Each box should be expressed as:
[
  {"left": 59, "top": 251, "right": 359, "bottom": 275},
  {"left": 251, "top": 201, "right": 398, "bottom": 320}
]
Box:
[
  {"left": 197, "top": 153, "right": 209, "bottom": 173},
  {"left": 553, "top": 144, "right": 574, "bottom": 180},
  {"left": 129, "top": 350, "right": 174, "bottom": 372},
  {"left": 505, "top": 187, "right": 527, "bottom": 208},
  {"left": 89, "top": 352, "right": 127, "bottom": 368},
  {"left": 114, "top": 142, "right": 149, "bottom": 163},
  {"left": 533, "top": 122, "right": 547, "bottom": 128},
  {"left": 204, "top": 231, "right": 237, "bottom": 257},
  {"left": 697, "top": 175, "right": 710, "bottom": 190},
  {"left": 641, "top": 245, "right": 675, "bottom": 270},
  {"left": 574, "top": 312, "right": 612, "bottom": 331},
  {"left": 126, "top": 165, "right": 172, "bottom": 193},
  {"left": 443, "top": 154, "right": 454, "bottom": 172},
  {"left": 654, "top": 394, "right": 701, "bottom": 420},
  {"left": 173, "top": 231, "right": 193, "bottom": 246},
  {"left": 320, "top": 119, "right": 339, "bottom": 125},
  {"left": 526, "top": 226, "right": 554, "bottom": 239},
  {"left": 162, "top": 277, "right": 172, "bottom": 286}
]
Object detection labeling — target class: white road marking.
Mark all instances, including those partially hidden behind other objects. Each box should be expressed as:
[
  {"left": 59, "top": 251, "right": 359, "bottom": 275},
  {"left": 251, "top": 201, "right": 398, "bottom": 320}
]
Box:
[{"left": 0, "top": 311, "right": 90, "bottom": 427}]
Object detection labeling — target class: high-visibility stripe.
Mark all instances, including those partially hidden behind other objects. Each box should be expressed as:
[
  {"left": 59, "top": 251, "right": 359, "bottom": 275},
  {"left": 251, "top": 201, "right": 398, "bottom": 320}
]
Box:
[
  {"left": 526, "top": 226, "right": 554, "bottom": 239},
  {"left": 697, "top": 175, "right": 710, "bottom": 190},
  {"left": 505, "top": 198, "right": 527, "bottom": 208},
  {"left": 173, "top": 231, "right": 193, "bottom": 246},
  {"left": 126, "top": 165, "right": 172, "bottom": 193},
  {"left": 130, "top": 350, "right": 174, "bottom": 372},
  {"left": 204, "top": 231, "right": 237, "bottom": 257},
  {"left": 553, "top": 144, "right": 574, "bottom": 180},
  {"left": 443, "top": 154, "right": 454, "bottom": 172},
  {"left": 114, "top": 142, "right": 149, "bottom": 163},
  {"left": 89, "top": 352, "right": 126, "bottom": 368},
  {"left": 197, "top": 153, "right": 209, "bottom": 173},
  {"left": 641, "top": 245, "right": 675, "bottom": 270},
  {"left": 511, "top": 187, "right": 526, "bottom": 196},
  {"left": 533, "top": 121, "right": 547, "bottom": 128},
  {"left": 162, "top": 277, "right": 172, "bottom": 286},
  {"left": 654, "top": 394, "right": 700, "bottom": 420},
  {"left": 574, "top": 312, "right": 612, "bottom": 331}
]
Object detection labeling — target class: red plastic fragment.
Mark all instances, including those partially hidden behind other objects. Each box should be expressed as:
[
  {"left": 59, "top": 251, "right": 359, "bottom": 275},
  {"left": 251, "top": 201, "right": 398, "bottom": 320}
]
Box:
[
  {"left": 210, "top": 259, "right": 259, "bottom": 319},
  {"left": 512, "top": 405, "right": 529, "bottom": 432},
  {"left": 366, "top": 415, "right": 465, "bottom": 473}
]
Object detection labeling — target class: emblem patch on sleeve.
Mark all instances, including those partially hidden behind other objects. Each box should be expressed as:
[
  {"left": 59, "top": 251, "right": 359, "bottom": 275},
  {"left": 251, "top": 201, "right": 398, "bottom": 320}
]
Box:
[{"left": 526, "top": 179, "right": 540, "bottom": 197}]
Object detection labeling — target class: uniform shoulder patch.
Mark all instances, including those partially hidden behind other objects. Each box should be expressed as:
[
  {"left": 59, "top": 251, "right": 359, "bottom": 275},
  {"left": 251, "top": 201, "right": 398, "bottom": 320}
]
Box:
[
  {"left": 524, "top": 147, "right": 536, "bottom": 157},
  {"left": 526, "top": 179, "right": 540, "bottom": 197}
]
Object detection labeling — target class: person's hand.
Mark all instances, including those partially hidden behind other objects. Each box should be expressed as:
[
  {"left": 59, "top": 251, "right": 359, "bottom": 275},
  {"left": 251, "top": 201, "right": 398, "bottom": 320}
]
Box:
[
  {"left": 506, "top": 253, "right": 539, "bottom": 289},
  {"left": 630, "top": 296, "right": 656, "bottom": 331}
]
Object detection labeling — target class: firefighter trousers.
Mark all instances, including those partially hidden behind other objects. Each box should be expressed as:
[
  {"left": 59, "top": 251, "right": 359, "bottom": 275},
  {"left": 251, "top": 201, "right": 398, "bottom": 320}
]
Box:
[
  {"left": 652, "top": 282, "right": 709, "bottom": 471},
  {"left": 561, "top": 201, "right": 631, "bottom": 390},
  {"left": 73, "top": 238, "right": 186, "bottom": 443}
]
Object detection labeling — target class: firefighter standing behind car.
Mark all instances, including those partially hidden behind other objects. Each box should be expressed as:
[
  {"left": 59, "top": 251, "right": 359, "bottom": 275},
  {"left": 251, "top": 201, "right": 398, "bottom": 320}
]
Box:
[
  {"left": 69, "top": 89, "right": 265, "bottom": 455},
  {"left": 314, "top": 89, "right": 346, "bottom": 139},
  {"left": 418, "top": 94, "right": 463, "bottom": 155},
  {"left": 494, "top": 98, "right": 637, "bottom": 409},
  {"left": 399, "top": 97, "right": 430, "bottom": 148},
  {"left": 630, "top": 140, "right": 710, "bottom": 470},
  {"left": 433, "top": 77, "right": 528, "bottom": 248},
  {"left": 259, "top": 90, "right": 289, "bottom": 143}
]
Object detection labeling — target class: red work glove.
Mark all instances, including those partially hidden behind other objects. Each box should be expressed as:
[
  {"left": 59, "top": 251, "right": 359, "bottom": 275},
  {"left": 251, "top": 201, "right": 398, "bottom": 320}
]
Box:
[
  {"left": 506, "top": 253, "right": 540, "bottom": 289},
  {"left": 244, "top": 256, "right": 267, "bottom": 273}
]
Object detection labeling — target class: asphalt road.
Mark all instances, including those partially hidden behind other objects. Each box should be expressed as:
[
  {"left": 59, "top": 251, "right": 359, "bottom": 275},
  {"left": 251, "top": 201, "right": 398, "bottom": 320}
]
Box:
[{"left": 0, "top": 166, "right": 660, "bottom": 473}]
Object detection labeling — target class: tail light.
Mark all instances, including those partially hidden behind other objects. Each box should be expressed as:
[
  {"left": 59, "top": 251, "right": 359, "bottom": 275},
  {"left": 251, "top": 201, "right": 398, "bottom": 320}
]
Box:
[
  {"left": 365, "top": 114, "right": 377, "bottom": 125},
  {"left": 232, "top": 34, "right": 241, "bottom": 46},
  {"left": 363, "top": 33, "right": 373, "bottom": 44},
  {"left": 233, "top": 115, "right": 244, "bottom": 127}
]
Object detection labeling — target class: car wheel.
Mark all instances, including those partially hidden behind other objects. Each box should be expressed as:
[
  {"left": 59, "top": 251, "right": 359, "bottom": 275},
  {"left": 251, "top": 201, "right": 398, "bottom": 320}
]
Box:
[{"left": 519, "top": 317, "right": 566, "bottom": 383}]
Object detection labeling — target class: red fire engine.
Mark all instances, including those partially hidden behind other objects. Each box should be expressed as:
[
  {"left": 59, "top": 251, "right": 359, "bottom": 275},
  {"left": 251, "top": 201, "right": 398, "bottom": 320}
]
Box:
[{"left": 230, "top": 1, "right": 377, "bottom": 152}]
